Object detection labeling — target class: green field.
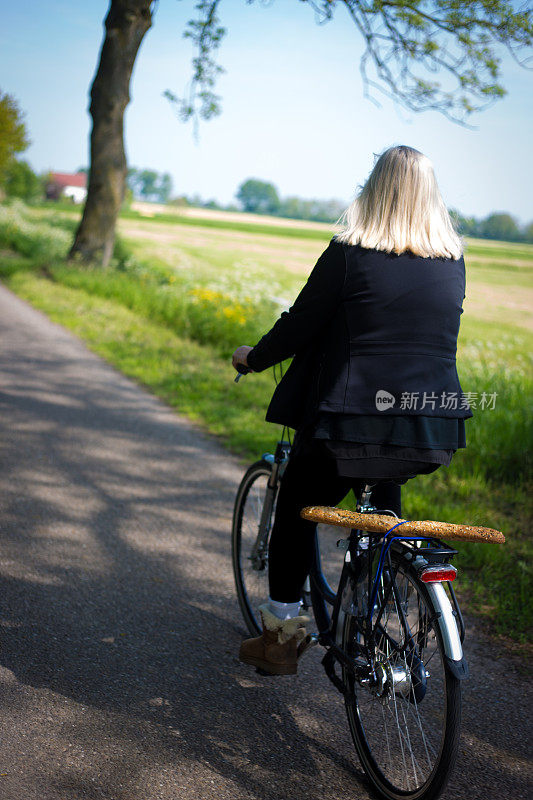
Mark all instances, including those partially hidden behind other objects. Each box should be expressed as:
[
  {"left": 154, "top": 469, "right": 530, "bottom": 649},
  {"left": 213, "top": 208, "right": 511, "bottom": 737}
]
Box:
[{"left": 1, "top": 200, "right": 531, "bottom": 644}]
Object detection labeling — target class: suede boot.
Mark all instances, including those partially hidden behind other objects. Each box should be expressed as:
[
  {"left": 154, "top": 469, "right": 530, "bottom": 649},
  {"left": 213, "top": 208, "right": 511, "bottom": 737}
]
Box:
[{"left": 239, "top": 604, "right": 310, "bottom": 675}]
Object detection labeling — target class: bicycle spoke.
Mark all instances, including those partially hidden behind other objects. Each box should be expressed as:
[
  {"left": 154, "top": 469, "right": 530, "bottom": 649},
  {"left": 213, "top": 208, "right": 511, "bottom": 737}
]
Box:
[{"left": 390, "top": 681, "right": 410, "bottom": 786}]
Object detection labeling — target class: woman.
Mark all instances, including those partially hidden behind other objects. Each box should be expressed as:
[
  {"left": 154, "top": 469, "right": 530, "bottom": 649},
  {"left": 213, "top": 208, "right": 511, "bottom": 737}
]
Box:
[{"left": 232, "top": 145, "right": 473, "bottom": 676}]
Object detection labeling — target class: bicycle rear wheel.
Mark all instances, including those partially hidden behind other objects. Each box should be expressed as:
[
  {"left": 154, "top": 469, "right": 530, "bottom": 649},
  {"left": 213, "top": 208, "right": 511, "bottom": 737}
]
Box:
[
  {"left": 232, "top": 460, "right": 276, "bottom": 635},
  {"left": 342, "top": 554, "right": 461, "bottom": 800}
]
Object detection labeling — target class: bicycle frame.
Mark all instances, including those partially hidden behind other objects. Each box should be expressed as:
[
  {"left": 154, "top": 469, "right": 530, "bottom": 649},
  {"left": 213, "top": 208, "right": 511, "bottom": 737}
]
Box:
[{"left": 249, "top": 441, "right": 290, "bottom": 568}]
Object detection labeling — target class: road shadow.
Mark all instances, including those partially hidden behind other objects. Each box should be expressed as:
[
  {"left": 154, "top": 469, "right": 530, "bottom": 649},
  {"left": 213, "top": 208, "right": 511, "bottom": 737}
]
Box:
[{"left": 0, "top": 350, "right": 367, "bottom": 800}]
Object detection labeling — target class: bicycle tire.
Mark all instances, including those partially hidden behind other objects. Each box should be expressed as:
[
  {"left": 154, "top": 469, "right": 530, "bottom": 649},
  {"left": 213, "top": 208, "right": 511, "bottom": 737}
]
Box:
[
  {"left": 342, "top": 552, "right": 461, "bottom": 800},
  {"left": 232, "top": 460, "right": 276, "bottom": 636}
]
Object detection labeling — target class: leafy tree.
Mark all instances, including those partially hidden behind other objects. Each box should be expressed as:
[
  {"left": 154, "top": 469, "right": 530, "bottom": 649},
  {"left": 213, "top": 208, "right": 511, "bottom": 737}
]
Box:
[
  {"left": 523, "top": 221, "right": 533, "bottom": 244},
  {"left": 137, "top": 169, "right": 159, "bottom": 199},
  {"left": 236, "top": 178, "right": 281, "bottom": 214},
  {"left": 277, "top": 196, "right": 303, "bottom": 220},
  {"left": 450, "top": 209, "right": 481, "bottom": 238},
  {"left": 3, "top": 159, "right": 42, "bottom": 202},
  {"left": 70, "top": 1, "right": 532, "bottom": 265},
  {"left": 480, "top": 212, "right": 521, "bottom": 242},
  {"left": 128, "top": 167, "right": 173, "bottom": 202},
  {"left": 157, "top": 172, "right": 173, "bottom": 203},
  {"left": 127, "top": 166, "right": 139, "bottom": 192},
  {"left": 451, "top": 207, "right": 532, "bottom": 243},
  {"left": 0, "top": 90, "right": 29, "bottom": 182}
]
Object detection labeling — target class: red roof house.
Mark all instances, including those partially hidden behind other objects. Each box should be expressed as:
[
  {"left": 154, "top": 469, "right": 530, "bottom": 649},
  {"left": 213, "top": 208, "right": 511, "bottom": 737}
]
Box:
[{"left": 46, "top": 172, "right": 87, "bottom": 203}]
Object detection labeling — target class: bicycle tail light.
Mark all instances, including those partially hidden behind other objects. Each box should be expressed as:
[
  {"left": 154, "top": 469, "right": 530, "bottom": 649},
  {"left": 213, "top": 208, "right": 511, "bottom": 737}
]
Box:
[{"left": 420, "top": 565, "right": 457, "bottom": 583}]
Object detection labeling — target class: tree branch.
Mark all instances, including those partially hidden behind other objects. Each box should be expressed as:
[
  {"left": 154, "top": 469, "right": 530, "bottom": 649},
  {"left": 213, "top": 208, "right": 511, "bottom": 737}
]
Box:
[
  {"left": 164, "top": 0, "right": 226, "bottom": 134},
  {"left": 166, "top": 0, "right": 532, "bottom": 128}
]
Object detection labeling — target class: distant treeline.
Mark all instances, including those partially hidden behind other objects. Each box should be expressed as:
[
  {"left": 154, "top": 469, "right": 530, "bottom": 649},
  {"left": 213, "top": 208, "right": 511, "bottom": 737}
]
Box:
[
  {"left": 170, "top": 178, "right": 346, "bottom": 225},
  {"left": 449, "top": 209, "right": 533, "bottom": 244},
  {"left": 175, "top": 177, "right": 533, "bottom": 244},
  {"left": 3, "top": 162, "right": 532, "bottom": 244}
]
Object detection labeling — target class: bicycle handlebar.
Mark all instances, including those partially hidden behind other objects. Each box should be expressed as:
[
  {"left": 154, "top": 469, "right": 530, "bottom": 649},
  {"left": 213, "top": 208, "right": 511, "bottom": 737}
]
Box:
[{"left": 234, "top": 362, "right": 252, "bottom": 382}]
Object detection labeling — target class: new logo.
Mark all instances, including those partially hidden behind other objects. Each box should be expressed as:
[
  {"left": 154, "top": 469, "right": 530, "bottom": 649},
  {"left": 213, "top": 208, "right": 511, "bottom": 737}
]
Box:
[{"left": 375, "top": 390, "right": 396, "bottom": 410}]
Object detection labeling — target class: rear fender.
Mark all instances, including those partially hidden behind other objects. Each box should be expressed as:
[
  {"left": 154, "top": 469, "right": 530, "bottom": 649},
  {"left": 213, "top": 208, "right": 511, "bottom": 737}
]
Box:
[{"left": 425, "top": 581, "right": 468, "bottom": 679}]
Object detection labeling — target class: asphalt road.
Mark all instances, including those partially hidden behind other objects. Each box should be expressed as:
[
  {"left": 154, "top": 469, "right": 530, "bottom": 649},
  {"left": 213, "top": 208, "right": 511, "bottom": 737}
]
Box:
[{"left": 0, "top": 282, "right": 530, "bottom": 800}]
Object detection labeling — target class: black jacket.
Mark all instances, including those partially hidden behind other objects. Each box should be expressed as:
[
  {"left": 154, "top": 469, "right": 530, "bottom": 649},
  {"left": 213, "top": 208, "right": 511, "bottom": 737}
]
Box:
[{"left": 247, "top": 239, "right": 473, "bottom": 430}]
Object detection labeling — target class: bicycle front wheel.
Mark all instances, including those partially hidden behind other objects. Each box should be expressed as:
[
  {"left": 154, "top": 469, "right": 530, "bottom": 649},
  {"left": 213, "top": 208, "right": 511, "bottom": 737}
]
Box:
[
  {"left": 232, "top": 460, "right": 277, "bottom": 635},
  {"left": 342, "top": 556, "right": 461, "bottom": 800}
]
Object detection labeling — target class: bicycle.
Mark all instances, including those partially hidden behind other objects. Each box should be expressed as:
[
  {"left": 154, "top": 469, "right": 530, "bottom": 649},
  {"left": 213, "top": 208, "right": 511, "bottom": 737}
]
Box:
[{"left": 232, "top": 431, "right": 505, "bottom": 800}]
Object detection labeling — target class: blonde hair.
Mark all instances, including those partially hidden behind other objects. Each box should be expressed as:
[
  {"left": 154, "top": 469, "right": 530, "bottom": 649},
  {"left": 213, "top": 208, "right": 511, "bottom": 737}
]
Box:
[{"left": 336, "top": 145, "right": 463, "bottom": 259}]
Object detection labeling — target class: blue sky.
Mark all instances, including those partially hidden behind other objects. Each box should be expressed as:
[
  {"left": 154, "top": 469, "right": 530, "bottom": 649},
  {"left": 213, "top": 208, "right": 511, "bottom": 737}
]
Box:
[{"left": 2, "top": 0, "right": 532, "bottom": 221}]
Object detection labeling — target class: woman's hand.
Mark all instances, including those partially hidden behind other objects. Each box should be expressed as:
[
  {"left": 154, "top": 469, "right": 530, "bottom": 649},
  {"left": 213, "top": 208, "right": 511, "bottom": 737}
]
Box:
[{"left": 232, "top": 345, "right": 253, "bottom": 371}]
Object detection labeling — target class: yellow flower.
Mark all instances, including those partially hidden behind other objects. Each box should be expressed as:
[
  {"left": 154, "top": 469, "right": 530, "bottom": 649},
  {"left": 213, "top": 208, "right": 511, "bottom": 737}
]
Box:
[
  {"left": 190, "top": 287, "right": 224, "bottom": 303},
  {"left": 217, "top": 304, "right": 247, "bottom": 324}
]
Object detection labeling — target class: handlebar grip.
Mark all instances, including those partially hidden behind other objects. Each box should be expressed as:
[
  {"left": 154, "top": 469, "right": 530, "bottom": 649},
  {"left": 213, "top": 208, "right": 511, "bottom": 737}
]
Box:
[
  {"left": 234, "top": 362, "right": 251, "bottom": 382},
  {"left": 235, "top": 363, "right": 251, "bottom": 375}
]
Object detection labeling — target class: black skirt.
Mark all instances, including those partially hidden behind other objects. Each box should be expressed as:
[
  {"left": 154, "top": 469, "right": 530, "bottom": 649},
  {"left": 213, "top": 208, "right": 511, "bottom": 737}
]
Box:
[{"left": 299, "top": 412, "right": 466, "bottom": 483}]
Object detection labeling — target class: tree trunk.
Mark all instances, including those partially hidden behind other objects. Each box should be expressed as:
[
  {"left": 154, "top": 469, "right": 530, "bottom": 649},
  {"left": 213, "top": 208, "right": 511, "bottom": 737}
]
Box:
[{"left": 69, "top": 1, "right": 153, "bottom": 266}]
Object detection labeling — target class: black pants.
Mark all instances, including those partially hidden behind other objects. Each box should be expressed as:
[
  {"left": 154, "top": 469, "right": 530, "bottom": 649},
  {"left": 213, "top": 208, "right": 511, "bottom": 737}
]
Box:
[{"left": 268, "top": 437, "right": 402, "bottom": 603}]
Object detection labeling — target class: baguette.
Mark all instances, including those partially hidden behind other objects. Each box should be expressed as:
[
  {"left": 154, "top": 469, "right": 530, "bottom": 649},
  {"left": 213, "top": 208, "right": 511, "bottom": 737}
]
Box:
[{"left": 300, "top": 506, "right": 505, "bottom": 544}]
